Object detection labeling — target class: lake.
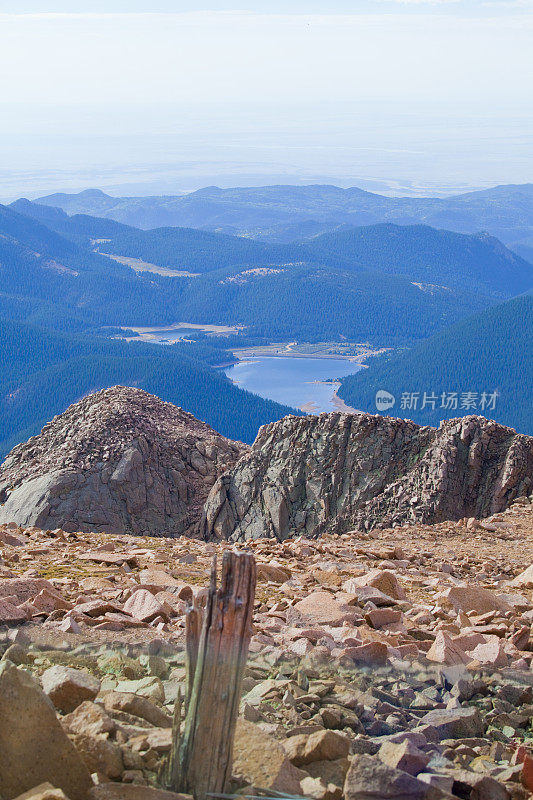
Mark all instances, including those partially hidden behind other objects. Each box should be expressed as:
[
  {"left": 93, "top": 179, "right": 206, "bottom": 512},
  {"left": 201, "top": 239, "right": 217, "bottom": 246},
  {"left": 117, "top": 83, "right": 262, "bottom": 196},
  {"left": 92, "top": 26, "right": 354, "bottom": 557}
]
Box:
[{"left": 225, "top": 356, "right": 361, "bottom": 413}]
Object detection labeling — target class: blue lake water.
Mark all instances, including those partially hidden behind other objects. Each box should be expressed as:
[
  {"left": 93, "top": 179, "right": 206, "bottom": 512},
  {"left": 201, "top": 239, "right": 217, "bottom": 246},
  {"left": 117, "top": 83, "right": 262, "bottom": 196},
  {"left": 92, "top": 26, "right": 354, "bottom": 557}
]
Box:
[{"left": 225, "top": 357, "right": 361, "bottom": 412}]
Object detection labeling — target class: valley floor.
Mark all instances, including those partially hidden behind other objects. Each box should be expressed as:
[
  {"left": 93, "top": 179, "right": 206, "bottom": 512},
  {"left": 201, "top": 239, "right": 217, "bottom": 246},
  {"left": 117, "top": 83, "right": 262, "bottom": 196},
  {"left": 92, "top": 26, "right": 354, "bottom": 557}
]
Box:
[{"left": 231, "top": 340, "right": 390, "bottom": 362}]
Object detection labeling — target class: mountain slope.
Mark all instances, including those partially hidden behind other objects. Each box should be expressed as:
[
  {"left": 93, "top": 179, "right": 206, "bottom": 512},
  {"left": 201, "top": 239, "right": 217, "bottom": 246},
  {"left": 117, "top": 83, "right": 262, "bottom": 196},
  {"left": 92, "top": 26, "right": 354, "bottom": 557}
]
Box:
[
  {"left": 35, "top": 183, "right": 533, "bottom": 251},
  {"left": 7, "top": 201, "right": 525, "bottom": 342},
  {"left": 10, "top": 198, "right": 133, "bottom": 241},
  {"left": 178, "top": 264, "right": 488, "bottom": 342},
  {"left": 0, "top": 318, "right": 298, "bottom": 457},
  {"left": 337, "top": 294, "right": 533, "bottom": 434},
  {"left": 92, "top": 225, "right": 286, "bottom": 274},
  {"left": 87, "top": 218, "right": 533, "bottom": 297},
  {"left": 0, "top": 202, "right": 187, "bottom": 330},
  {"left": 13, "top": 199, "right": 532, "bottom": 307},
  {"left": 301, "top": 224, "right": 533, "bottom": 298}
]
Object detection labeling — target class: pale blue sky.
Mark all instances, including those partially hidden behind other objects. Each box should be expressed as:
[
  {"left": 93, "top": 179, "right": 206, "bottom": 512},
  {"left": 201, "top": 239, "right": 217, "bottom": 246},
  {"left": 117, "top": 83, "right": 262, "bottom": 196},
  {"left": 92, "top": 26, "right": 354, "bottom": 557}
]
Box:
[
  {"left": 3, "top": 1, "right": 532, "bottom": 14},
  {"left": 0, "top": 1, "right": 531, "bottom": 197}
]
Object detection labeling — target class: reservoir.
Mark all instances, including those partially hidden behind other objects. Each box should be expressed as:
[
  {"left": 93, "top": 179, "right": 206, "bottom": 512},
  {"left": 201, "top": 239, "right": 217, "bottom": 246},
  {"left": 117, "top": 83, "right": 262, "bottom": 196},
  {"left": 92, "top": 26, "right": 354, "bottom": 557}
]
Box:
[{"left": 224, "top": 356, "right": 361, "bottom": 413}]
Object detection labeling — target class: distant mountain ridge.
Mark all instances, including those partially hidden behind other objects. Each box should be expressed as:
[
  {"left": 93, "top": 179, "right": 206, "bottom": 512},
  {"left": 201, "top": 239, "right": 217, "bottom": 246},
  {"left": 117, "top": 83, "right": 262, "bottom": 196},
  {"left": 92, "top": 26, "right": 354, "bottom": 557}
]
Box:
[
  {"left": 2, "top": 196, "right": 532, "bottom": 457},
  {"left": 34, "top": 182, "right": 533, "bottom": 254},
  {"left": 4, "top": 198, "right": 532, "bottom": 344}
]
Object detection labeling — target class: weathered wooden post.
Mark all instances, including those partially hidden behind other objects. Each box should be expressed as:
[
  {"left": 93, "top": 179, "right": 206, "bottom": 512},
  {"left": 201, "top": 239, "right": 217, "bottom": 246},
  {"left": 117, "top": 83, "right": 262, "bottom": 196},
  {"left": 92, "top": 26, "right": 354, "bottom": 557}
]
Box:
[{"left": 166, "top": 550, "right": 256, "bottom": 800}]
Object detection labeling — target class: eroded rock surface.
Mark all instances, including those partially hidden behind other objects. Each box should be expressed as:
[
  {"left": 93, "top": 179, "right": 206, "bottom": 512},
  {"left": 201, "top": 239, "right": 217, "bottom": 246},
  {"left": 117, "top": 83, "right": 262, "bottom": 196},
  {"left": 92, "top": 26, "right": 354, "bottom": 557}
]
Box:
[
  {"left": 0, "top": 387, "right": 246, "bottom": 537},
  {"left": 202, "top": 413, "right": 533, "bottom": 540}
]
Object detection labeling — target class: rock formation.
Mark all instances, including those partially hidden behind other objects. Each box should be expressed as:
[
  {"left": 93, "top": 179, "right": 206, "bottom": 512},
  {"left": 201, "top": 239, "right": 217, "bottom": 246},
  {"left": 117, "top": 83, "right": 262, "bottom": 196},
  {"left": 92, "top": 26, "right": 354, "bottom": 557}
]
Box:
[
  {"left": 0, "top": 386, "right": 246, "bottom": 536},
  {"left": 202, "top": 413, "right": 533, "bottom": 541}
]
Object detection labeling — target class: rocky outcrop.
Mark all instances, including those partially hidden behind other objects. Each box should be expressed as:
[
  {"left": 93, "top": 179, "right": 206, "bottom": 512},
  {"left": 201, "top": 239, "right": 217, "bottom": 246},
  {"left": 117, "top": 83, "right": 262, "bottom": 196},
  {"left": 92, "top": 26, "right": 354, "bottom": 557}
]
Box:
[
  {"left": 202, "top": 413, "right": 533, "bottom": 541},
  {"left": 0, "top": 386, "right": 246, "bottom": 536}
]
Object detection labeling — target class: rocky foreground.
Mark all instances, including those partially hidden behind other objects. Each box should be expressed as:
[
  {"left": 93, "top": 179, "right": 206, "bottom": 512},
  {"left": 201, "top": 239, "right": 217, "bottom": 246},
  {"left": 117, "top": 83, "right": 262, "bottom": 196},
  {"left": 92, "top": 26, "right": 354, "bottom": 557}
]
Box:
[{"left": 1, "top": 496, "right": 533, "bottom": 800}]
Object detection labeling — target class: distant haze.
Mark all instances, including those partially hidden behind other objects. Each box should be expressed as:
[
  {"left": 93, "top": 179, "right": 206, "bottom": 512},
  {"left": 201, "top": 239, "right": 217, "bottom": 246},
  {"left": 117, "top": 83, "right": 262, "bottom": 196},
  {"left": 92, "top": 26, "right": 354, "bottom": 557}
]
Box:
[{"left": 1, "top": 3, "right": 532, "bottom": 199}]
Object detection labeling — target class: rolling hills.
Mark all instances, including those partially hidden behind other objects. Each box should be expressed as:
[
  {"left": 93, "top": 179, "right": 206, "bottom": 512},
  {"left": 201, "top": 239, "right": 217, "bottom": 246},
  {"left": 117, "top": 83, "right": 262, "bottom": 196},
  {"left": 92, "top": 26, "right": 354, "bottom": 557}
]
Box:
[
  {"left": 176, "top": 264, "right": 488, "bottom": 342},
  {"left": 35, "top": 182, "right": 533, "bottom": 254},
  {"left": 2, "top": 196, "right": 532, "bottom": 453},
  {"left": 300, "top": 224, "right": 532, "bottom": 298},
  {"left": 8, "top": 201, "right": 533, "bottom": 339},
  {"left": 0, "top": 203, "right": 301, "bottom": 453},
  {"left": 0, "top": 202, "right": 185, "bottom": 331}
]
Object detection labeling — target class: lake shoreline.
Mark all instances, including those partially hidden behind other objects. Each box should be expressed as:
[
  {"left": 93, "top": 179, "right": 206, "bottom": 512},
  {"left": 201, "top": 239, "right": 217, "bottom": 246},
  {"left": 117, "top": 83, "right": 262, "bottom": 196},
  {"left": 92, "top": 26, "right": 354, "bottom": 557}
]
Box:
[
  {"left": 224, "top": 355, "right": 363, "bottom": 415},
  {"left": 230, "top": 341, "right": 388, "bottom": 364}
]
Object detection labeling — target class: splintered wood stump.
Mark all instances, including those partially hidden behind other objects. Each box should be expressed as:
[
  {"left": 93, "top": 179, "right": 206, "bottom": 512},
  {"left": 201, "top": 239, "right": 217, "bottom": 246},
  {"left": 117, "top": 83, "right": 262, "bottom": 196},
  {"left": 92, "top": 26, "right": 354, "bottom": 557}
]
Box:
[{"left": 166, "top": 550, "right": 256, "bottom": 800}]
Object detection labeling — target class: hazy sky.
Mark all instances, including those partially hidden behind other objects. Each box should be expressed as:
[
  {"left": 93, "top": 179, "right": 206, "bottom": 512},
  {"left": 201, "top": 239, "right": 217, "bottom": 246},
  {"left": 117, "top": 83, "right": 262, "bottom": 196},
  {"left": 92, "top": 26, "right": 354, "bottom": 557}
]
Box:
[{"left": 1, "top": 1, "right": 531, "bottom": 197}]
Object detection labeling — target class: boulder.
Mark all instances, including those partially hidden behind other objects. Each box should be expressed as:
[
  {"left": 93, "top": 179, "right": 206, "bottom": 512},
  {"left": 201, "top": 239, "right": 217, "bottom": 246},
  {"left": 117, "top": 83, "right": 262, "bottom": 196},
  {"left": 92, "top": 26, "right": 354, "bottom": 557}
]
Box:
[
  {"left": 0, "top": 660, "right": 93, "bottom": 800},
  {"left": 123, "top": 589, "right": 168, "bottom": 623},
  {"left": 32, "top": 588, "right": 72, "bottom": 613},
  {"left": 284, "top": 730, "right": 350, "bottom": 766},
  {"left": 509, "top": 564, "right": 533, "bottom": 589},
  {"left": 365, "top": 607, "right": 403, "bottom": 629},
  {"left": 443, "top": 586, "right": 512, "bottom": 615},
  {"left": 138, "top": 570, "right": 192, "bottom": 601},
  {"left": 233, "top": 719, "right": 309, "bottom": 794},
  {"left": 115, "top": 676, "right": 166, "bottom": 703},
  {"left": 344, "top": 753, "right": 432, "bottom": 800},
  {"left": 289, "top": 592, "right": 354, "bottom": 626},
  {"left": 306, "top": 759, "right": 350, "bottom": 788},
  {"left": 469, "top": 637, "right": 509, "bottom": 668},
  {"left": 341, "top": 642, "right": 389, "bottom": 666},
  {"left": 0, "top": 597, "right": 28, "bottom": 625},
  {"left": 13, "top": 785, "right": 70, "bottom": 800},
  {"left": 300, "top": 776, "right": 342, "bottom": 800},
  {"left": 0, "top": 577, "right": 55, "bottom": 603},
  {"left": 427, "top": 632, "right": 470, "bottom": 666},
  {"left": 102, "top": 691, "right": 172, "bottom": 727},
  {"left": 418, "top": 707, "right": 485, "bottom": 740},
  {"left": 348, "top": 569, "right": 406, "bottom": 601},
  {"left": 256, "top": 563, "right": 292, "bottom": 583},
  {"left": 128, "top": 729, "right": 172, "bottom": 754},
  {"left": 341, "top": 583, "right": 398, "bottom": 606},
  {"left": 378, "top": 740, "right": 431, "bottom": 776},
  {"left": 453, "top": 770, "right": 511, "bottom": 800},
  {"left": 70, "top": 733, "right": 124, "bottom": 779},
  {"left": 61, "top": 702, "right": 116, "bottom": 738},
  {"left": 41, "top": 666, "right": 100, "bottom": 713}
]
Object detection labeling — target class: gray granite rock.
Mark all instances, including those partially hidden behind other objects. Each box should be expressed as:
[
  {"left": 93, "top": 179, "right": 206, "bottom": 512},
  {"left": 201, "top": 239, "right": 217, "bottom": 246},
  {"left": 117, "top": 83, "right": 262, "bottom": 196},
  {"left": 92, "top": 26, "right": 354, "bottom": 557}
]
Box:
[
  {"left": 0, "top": 386, "right": 246, "bottom": 537},
  {"left": 201, "top": 413, "right": 533, "bottom": 540}
]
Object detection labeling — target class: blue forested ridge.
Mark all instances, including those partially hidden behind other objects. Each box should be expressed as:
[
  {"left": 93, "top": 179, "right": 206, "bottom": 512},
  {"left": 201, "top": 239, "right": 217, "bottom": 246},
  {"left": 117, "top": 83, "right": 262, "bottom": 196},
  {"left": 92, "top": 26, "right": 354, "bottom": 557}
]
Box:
[
  {"left": 1, "top": 194, "right": 532, "bottom": 457},
  {"left": 338, "top": 294, "right": 533, "bottom": 434},
  {"left": 0, "top": 319, "right": 300, "bottom": 458}
]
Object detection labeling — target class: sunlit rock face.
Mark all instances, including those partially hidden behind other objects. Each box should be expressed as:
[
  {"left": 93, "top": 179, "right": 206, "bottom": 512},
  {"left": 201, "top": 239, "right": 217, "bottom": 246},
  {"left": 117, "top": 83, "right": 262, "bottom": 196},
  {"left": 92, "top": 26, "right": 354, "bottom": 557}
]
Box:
[{"left": 202, "top": 413, "right": 533, "bottom": 541}]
